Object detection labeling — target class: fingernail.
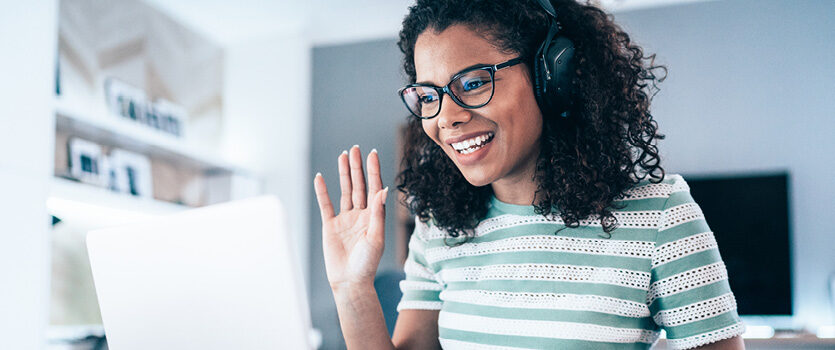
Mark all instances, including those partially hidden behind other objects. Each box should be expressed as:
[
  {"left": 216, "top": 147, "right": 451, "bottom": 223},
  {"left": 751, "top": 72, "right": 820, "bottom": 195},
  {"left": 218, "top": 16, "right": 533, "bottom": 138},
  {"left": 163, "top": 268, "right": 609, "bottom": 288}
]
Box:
[
  {"left": 383, "top": 186, "right": 389, "bottom": 199},
  {"left": 315, "top": 172, "right": 321, "bottom": 178},
  {"left": 352, "top": 144, "right": 359, "bottom": 149},
  {"left": 371, "top": 148, "right": 378, "bottom": 154},
  {"left": 341, "top": 150, "right": 348, "bottom": 155}
]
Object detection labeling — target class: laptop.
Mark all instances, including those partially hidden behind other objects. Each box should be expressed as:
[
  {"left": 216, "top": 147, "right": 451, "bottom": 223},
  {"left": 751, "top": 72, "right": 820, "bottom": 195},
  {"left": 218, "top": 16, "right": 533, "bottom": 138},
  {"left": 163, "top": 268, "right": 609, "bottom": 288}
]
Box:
[{"left": 86, "top": 196, "right": 313, "bottom": 349}]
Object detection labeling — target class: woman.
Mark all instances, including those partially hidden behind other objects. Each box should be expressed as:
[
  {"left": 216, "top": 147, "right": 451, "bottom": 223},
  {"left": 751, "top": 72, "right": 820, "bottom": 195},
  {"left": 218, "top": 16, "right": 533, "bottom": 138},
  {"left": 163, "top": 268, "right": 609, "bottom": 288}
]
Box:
[{"left": 313, "top": 0, "right": 745, "bottom": 348}]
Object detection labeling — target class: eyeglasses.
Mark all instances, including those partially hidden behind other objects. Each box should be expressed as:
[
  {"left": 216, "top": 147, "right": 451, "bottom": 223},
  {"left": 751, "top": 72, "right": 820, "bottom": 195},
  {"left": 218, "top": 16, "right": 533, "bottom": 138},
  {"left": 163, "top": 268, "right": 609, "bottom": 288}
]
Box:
[{"left": 398, "top": 57, "right": 524, "bottom": 119}]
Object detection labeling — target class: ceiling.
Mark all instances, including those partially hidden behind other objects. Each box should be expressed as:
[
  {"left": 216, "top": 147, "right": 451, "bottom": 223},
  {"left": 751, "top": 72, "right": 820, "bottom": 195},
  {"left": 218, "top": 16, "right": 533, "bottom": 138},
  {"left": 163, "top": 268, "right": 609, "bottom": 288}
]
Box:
[{"left": 143, "top": 0, "right": 718, "bottom": 47}]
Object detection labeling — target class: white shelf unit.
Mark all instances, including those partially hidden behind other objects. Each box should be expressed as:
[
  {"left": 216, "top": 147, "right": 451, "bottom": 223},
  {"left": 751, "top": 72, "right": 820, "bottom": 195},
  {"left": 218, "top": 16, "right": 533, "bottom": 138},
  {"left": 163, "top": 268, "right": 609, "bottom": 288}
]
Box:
[
  {"left": 50, "top": 97, "right": 257, "bottom": 223},
  {"left": 49, "top": 176, "right": 185, "bottom": 215},
  {"left": 54, "top": 97, "right": 238, "bottom": 174}
]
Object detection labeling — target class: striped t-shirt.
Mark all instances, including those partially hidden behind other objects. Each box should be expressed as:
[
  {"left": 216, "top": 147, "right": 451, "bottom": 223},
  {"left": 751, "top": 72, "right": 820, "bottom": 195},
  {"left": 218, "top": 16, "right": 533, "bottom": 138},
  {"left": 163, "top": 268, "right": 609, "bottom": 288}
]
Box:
[{"left": 397, "top": 174, "right": 745, "bottom": 349}]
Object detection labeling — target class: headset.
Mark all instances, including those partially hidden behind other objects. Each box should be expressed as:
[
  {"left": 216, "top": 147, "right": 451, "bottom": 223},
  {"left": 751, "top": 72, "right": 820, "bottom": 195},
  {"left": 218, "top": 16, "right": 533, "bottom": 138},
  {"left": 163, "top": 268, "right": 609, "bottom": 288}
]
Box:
[{"left": 533, "top": 0, "right": 576, "bottom": 118}]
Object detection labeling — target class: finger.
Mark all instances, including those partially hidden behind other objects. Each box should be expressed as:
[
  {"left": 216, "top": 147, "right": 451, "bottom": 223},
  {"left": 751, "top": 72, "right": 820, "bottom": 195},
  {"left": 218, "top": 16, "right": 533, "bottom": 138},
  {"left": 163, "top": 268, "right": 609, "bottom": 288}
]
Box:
[
  {"left": 313, "top": 173, "right": 335, "bottom": 220},
  {"left": 366, "top": 149, "right": 383, "bottom": 205},
  {"left": 338, "top": 150, "right": 352, "bottom": 212},
  {"left": 366, "top": 187, "right": 389, "bottom": 246},
  {"left": 349, "top": 145, "right": 367, "bottom": 209}
]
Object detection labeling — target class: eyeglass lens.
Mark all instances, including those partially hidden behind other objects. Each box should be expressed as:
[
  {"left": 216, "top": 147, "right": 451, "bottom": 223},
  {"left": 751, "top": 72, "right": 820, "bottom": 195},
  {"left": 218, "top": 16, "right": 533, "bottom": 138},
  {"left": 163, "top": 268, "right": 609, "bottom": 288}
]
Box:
[{"left": 402, "top": 68, "right": 494, "bottom": 118}]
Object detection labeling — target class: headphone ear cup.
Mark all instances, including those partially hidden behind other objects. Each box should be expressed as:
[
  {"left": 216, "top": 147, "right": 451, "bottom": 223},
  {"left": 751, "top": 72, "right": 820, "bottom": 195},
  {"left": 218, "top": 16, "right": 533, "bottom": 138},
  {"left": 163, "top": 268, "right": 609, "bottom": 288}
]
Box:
[
  {"left": 532, "top": 41, "right": 551, "bottom": 116},
  {"left": 543, "top": 36, "right": 576, "bottom": 117}
]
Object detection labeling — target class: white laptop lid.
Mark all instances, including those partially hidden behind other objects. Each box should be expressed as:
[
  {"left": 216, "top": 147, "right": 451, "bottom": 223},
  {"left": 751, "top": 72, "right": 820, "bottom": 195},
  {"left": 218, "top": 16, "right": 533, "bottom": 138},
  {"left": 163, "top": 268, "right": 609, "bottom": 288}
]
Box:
[{"left": 87, "top": 196, "right": 312, "bottom": 350}]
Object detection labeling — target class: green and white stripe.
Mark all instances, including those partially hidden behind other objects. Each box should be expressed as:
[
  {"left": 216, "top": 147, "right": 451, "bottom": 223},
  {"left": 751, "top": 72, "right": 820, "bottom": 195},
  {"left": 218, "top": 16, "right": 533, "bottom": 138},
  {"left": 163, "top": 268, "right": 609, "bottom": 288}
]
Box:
[{"left": 398, "top": 174, "right": 745, "bottom": 349}]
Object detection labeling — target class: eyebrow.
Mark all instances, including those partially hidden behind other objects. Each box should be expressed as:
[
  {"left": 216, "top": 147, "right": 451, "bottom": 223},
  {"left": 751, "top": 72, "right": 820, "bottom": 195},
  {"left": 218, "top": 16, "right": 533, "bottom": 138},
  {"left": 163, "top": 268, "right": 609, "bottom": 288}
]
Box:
[{"left": 415, "top": 62, "right": 491, "bottom": 86}]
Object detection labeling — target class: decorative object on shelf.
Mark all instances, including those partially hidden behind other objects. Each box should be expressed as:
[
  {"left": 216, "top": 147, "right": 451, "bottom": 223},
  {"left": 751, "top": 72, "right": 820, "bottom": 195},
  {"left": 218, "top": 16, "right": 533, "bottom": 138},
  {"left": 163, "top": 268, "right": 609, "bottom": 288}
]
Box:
[
  {"left": 108, "top": 149, "right": 153, "bottom": 198},
  {"left": 67, "top": 137, "right": 106, "bottom": 187},
  {"left": 148, "top": 98, "right": 186, "bottom": 137},
  {"left": 104, "top": 77, "right": 187, "bottom": 138},
  {"left": 55, "top": 52, "right": 61, "bottom": 96},
  {"left": 104, "top": 77, "right": 147, "bottom": 123}
]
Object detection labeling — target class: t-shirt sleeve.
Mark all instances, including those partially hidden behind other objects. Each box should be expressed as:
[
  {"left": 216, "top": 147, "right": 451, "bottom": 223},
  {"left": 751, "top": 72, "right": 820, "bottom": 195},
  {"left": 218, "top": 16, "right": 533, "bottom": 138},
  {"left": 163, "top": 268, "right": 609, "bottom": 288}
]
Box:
[
  {"left": 648, "top": 175, "right": 745, "bottom": 350},
  {"left": 396, "top": 216, "right": 443, "bottom": 311}
]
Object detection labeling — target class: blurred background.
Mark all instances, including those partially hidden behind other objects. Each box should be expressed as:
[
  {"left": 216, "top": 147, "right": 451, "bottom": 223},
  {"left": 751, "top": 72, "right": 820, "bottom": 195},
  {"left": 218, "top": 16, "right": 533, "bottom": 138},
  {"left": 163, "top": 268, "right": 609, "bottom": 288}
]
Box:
[{"left": 1, "top": 0, "right": 833, "bottom": 349}]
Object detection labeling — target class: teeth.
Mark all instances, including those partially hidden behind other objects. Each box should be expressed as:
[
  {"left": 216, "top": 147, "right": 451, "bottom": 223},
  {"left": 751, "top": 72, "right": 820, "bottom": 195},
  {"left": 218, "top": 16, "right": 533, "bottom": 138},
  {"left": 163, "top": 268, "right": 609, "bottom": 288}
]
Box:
[{"left": 451, "top": 132, "right": 494, "bottom": 153}]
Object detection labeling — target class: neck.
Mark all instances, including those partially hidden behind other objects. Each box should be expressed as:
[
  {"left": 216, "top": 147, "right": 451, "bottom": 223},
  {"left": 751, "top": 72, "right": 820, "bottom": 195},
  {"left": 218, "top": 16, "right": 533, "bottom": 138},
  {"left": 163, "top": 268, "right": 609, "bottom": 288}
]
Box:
[
  {"left": 492, "top": 178, "right": 538, "bottom": 205},
  {"left": 490, "top": 153, "right": 539, "bottom": 206}
]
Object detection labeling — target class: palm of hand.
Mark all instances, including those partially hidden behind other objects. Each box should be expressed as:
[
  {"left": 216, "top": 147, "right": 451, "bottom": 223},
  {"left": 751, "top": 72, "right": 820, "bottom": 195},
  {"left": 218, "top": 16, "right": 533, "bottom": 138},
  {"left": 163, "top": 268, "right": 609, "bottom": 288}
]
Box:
[
  {"left": 314, "top": 146, "right": 388, "bottom": 289},
  {"left": 323, "top": 208, "right": 383, "bottom": 285}
]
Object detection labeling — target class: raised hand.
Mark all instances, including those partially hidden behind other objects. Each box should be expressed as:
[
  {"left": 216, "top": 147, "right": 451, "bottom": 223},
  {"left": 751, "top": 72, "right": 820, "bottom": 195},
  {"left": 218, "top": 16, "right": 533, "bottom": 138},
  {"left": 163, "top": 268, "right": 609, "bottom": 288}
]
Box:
[{"left": 313, "top": 145, "right": 388, "bottom": 290}]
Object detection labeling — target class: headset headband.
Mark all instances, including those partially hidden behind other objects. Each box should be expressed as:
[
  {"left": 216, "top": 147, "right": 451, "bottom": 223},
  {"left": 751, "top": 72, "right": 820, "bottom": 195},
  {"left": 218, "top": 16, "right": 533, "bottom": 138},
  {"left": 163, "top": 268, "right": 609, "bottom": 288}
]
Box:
[{"left": 535, "top": 0, "right": 558, "bottom": 19}]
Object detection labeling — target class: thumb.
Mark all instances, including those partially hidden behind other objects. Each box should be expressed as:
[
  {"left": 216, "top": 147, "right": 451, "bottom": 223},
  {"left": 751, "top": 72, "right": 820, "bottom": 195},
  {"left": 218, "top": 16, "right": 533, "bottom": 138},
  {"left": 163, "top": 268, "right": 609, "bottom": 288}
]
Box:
[{"left": 367, "top": 187, "right": 388, "bottom": 245}]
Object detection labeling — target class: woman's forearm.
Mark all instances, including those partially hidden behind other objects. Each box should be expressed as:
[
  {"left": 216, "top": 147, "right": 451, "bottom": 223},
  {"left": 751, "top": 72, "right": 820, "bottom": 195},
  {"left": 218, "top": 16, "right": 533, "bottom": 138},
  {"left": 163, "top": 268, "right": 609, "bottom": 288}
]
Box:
[{"left": 332, "top": 283, "right": 396, "bottom": 350}]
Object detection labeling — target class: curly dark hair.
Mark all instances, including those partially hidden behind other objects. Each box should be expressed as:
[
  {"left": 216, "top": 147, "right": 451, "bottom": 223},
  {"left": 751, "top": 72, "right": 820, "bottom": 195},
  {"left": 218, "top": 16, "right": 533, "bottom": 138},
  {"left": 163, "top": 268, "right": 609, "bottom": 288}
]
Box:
[{"left": 396, "top": 0, "right": 667, "bottom": 240}]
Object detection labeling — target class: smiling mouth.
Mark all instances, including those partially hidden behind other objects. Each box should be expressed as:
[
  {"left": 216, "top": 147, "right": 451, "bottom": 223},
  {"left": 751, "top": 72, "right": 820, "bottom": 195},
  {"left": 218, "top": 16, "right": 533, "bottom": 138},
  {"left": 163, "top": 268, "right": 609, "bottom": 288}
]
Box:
[{"left": 451, "top": 132, "right": 495, "bottom": 154}]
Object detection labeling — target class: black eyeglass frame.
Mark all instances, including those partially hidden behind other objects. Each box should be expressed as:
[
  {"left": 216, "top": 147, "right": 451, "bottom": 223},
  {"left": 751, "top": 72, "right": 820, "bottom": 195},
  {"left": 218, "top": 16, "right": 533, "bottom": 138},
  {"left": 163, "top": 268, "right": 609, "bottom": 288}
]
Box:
[{"left": 398, "top": 57, "right": 525, "bottom": 119}]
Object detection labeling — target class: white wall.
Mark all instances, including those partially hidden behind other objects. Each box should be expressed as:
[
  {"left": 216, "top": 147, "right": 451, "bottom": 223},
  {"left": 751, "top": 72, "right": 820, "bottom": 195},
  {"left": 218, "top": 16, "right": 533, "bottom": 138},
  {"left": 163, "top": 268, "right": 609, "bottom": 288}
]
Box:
[
  {"left": 221, "top": 32, "right": 313, "bottom": 290},
  {"left": 613, "top": 0, "right": 835, "bottom": 328},
  {"left": 0, "top": 0, "right": 58, "bottom": 348}
]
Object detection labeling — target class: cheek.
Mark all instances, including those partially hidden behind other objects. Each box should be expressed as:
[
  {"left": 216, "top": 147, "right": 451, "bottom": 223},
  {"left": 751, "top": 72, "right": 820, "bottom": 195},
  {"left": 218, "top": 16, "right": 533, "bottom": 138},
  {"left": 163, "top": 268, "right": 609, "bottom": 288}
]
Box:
[
  {"left": 421, "top": 120, "right": 442, "bottom": 145},
  {"left": 494, "top": 85, "right": 541, "bottom": 131},
  {"left": 518, "top": 112, "right": 543, "bottom": 146}
]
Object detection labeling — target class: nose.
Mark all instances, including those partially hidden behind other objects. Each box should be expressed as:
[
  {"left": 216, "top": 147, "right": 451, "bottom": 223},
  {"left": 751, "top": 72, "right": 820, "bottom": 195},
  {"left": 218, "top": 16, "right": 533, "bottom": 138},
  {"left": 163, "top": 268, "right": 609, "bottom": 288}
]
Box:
[{"left": 436, "top": 95, "right": 472, "bottom": 129}]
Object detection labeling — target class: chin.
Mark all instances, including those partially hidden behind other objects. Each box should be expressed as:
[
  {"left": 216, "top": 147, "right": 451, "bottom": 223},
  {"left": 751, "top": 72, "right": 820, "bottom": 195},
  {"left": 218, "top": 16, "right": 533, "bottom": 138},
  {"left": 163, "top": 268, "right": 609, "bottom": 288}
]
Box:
[{"left": 459, "top": 169, "right": 494, "bottom": 187}]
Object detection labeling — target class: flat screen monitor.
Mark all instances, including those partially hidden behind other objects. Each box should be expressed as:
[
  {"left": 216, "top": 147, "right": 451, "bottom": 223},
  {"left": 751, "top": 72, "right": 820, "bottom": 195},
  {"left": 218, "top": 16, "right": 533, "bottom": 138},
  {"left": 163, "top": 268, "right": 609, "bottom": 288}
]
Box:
[{"left": 683, "top": 172, "right": 792, "bottom": 316}]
